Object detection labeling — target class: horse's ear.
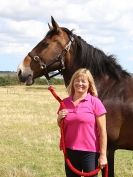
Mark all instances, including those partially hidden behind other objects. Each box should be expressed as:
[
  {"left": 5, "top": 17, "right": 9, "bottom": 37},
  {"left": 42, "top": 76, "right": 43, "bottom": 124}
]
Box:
[
  {"left": 51, "top": 16, "right": 60, "bottom": 31},
  {"left": 48, "top": 23, "right": 52, "bottom": 30}
]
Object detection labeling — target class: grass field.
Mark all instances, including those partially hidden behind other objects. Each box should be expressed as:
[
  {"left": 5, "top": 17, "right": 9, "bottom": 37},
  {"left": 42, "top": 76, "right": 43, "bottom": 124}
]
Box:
[{"left": 0, "top": 85, "right": 133, "bottom": 177}]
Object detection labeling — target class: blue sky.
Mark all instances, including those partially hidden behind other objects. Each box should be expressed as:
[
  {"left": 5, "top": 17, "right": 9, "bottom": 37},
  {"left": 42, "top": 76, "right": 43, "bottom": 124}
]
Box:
[{"left": 0, "top": 0, "right": 133, "bottom": 73}]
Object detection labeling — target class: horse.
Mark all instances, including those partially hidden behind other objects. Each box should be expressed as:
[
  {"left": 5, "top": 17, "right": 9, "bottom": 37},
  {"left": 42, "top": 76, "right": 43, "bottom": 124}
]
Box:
[{"left": 17, "top": 16, "right": 133, "bottom": 177}]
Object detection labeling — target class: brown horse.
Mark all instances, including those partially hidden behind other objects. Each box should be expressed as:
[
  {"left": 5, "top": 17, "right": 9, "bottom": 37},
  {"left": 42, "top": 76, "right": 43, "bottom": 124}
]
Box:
[{"left": 17, "top": 17, "right": 133, "bottom": 177}]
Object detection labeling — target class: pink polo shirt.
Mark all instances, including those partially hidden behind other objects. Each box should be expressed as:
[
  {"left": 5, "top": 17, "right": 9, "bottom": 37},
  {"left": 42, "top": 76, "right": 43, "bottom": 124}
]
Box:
[{"left": 58, "top": 93, "right": 106, "bottom": 152}]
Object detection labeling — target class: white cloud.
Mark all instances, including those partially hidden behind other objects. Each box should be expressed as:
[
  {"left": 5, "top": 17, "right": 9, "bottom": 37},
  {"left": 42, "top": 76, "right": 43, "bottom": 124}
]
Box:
[
  {"left": 0, "top": 0, "right": 133, "bottom": 72},
  {"left": 0, "top": 42, "right": 31, "bottom": 54},
  {"left": 7, "top": 20, "right": 46, "bottom": 38}
]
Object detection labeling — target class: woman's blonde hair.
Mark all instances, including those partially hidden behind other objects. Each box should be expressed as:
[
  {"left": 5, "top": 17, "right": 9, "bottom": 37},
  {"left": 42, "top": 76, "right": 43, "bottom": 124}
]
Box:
[{"left": 67, "top": 68, "right": 98, "bottom": 96}]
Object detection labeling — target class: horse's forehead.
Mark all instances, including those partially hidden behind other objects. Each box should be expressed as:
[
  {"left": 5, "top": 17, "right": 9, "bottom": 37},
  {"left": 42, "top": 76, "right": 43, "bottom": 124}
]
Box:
[
  {"left": 46, "top": 35, "right": 61, "bottom": 42},
  {"left": 46, "top": 30, "right": 68, "bottom": 42}
]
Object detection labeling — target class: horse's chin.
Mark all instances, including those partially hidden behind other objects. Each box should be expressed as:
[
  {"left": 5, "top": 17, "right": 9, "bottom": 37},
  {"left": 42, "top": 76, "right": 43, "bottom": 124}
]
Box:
[{"left": 25, "top": 75, "right": 34, "bottom": 86}]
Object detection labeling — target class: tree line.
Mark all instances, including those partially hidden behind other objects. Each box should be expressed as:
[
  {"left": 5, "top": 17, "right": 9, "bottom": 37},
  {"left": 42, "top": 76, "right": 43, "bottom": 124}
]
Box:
[{"left": 0, "top": 73, "right": 64, "bottom": 86}]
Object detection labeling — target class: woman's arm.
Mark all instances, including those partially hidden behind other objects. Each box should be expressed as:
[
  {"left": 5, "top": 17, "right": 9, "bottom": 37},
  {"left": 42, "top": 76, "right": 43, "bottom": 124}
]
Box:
[{"left": 96, "top": 114, "right": 107, "bottom": 169}]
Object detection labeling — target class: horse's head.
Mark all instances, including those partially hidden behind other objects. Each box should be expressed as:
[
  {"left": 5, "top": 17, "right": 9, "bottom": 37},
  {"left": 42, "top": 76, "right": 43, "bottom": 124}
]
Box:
[{"left": 17, "top": 16, "right": 74, "bottom": 85}]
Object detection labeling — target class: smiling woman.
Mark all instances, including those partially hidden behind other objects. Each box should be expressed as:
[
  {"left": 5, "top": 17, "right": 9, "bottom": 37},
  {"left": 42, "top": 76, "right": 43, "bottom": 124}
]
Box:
[{"left": 57, "top": 68, "right": 107, "bottom": 177}]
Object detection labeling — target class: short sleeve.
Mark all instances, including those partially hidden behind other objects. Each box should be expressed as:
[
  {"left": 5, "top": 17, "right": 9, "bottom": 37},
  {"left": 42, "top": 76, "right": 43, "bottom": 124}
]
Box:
[{"left": 92, "top": 96, "right": 107, "bottom": 117}]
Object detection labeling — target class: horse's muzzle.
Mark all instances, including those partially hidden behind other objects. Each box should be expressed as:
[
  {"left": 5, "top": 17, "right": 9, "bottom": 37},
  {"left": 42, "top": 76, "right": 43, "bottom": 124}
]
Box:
[{"left": 17, "top": 68, "right": 34, "bottom": 85}]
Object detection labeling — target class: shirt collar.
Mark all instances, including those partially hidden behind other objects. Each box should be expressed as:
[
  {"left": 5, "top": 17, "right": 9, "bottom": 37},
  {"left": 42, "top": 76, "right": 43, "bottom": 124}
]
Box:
[
  {"left": 69, "top": 93, "right": 91, "bottom": 102},
  {"left": 84, "top": 93, "right": 91, "bottom": 101}
]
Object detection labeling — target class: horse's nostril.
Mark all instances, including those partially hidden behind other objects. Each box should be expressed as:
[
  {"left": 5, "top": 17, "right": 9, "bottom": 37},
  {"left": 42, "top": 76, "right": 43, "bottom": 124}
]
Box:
[{"left": 18, "top": 69, "right": 22, "bottom": 76}]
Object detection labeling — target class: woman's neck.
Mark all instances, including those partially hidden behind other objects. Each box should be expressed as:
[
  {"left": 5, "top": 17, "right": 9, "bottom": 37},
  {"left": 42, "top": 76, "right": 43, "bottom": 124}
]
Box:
[{"left": 73, "top": 92, "right": 88, "bottom": 102}]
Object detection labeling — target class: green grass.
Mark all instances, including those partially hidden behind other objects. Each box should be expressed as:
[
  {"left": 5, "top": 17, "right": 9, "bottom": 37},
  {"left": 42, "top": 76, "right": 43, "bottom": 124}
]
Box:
[{"left": 0, "top": 85, "right": 132, "bottom": 177}]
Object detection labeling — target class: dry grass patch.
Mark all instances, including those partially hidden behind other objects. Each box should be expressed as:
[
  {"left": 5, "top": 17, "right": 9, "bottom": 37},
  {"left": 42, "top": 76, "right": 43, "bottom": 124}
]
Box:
[{"left": 0, "top": 85, "right": 132, "bottom": 177}]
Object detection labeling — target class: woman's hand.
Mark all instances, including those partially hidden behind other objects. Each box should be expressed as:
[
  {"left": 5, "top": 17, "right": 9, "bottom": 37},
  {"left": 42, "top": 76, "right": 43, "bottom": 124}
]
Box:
[
  {"left": 57, "top": 109, "right": 68, "bottom": 127},
  {"left": 98, "top": 154, "right": 107, "bottom": 169}
]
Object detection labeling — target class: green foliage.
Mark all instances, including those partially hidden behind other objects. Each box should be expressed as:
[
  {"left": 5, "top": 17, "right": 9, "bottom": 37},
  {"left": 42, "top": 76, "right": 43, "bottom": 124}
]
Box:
[
  {"left": 35, "top": 77, "right": 64, "bottom": 85},
  {"left": 0, "top": 75, "right": 19, "bottom": 86},
  {"left": 0, "top": 73, "right": 64, "bottom": 86}
]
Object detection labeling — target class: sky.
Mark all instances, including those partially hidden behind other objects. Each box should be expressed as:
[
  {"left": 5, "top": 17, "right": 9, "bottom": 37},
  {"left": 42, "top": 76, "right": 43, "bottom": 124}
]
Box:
[{"left": 0, "top": 0, "right": 133, "bottom": 73}]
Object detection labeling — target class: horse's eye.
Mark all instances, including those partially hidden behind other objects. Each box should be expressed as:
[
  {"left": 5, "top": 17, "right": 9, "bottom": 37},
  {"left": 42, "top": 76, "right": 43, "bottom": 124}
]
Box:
[{"left": 43, "top": 43, "right": 49, "bottom": 48}]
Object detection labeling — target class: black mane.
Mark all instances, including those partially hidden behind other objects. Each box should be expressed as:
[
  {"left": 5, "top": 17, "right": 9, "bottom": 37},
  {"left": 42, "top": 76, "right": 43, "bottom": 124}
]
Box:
[{"left": 62, "top": 28, "right": 130, "bottom": 80}]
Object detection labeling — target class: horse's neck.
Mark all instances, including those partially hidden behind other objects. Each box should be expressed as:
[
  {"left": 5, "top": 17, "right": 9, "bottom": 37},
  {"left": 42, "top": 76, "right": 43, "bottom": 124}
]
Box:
[{"left": 94, "top": 75, "right": 117, "bottom": 100}]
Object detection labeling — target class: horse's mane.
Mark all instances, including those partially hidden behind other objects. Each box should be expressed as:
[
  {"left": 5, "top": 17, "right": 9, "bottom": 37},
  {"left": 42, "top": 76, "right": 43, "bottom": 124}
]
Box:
[{"left": 62, "top": 27, "right": 130, "bottom": 80}]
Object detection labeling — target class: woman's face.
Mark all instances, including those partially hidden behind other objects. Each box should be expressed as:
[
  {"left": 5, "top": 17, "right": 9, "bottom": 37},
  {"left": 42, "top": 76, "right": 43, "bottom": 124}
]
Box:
[{"left": 73, "top": 75, "right": 89, "bottom": 95}]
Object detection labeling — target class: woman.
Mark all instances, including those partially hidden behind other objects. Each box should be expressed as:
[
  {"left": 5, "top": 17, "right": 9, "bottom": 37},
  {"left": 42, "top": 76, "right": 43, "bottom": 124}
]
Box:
[{"left": 57, "top": 68, "right": 107, "bottom": 177}]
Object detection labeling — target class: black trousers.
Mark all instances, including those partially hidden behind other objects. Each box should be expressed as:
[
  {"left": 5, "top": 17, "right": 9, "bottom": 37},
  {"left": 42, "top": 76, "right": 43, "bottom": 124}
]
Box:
[{"left": 65, "top": 148, "right": 99, "bottom": 177}]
